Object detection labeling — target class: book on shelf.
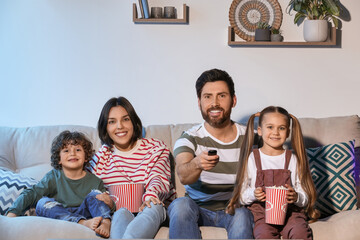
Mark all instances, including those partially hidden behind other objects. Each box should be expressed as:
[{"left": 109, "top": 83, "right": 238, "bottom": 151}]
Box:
[
  {"left": 140, "top": 0, "right": 150, "bottom": 19},
  {"left": 138, "top": 0, "right": 145, "bottom": 18}
]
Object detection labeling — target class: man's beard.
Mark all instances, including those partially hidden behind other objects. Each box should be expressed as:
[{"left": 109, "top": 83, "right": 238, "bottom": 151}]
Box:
[{"left": 201, "top": 106, "right": 232, "bottom": 128}]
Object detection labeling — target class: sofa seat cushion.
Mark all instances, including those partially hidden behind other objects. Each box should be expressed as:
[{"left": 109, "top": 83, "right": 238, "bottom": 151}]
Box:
[
  {"left": 309, "top": 210, "right": 360, "bottom": 240},
  {"left": 155, "top": 226, "right": 227, "bottom": 239},
  {"left": 0, "top": 215, "right": 101, "bottom": 240}
]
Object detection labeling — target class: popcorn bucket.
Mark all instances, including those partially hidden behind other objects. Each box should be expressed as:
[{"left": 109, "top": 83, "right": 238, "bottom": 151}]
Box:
[
  {"left": 265, "top": 186, "right": 289, "bottom": 225},
  {"left": 108, "top": 183, "right": 145, "bottom": 213}
]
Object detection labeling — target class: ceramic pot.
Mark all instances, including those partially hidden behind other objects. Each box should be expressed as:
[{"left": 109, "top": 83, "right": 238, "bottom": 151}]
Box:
[
  {"left": 271, "top": 34, "right": 283, "bottom": 42},
  {"left": 303, "top": 20, "right": 328, "bottom": 42},
  {"left": 255, "top": 29, "right": 271, "bottom": 41}
]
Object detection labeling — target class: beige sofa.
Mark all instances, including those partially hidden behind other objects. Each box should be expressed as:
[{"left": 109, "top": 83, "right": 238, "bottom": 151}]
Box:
[{"left": 1, "top": 115, "right": 360, "bottom": 240}]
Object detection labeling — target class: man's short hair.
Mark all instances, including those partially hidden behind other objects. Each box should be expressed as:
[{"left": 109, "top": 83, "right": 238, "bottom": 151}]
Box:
[{"left": 195, "top": 69, "right": 235, "bottom": 98}]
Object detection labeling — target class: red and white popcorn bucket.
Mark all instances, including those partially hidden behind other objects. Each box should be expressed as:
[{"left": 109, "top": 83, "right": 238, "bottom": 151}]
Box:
[
  {"left": 265, "top": 186, "right": 289, "bottom": 225},
  {"left": 108, "top": 183, "right": 145, "bottom": 213}
]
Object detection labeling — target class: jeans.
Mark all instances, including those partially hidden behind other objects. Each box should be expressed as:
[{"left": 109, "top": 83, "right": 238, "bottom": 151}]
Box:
[
  {"left": 35, "top": 190, "right": 111, "bottom": 223},
  {"left": 168, "top": 197, "right": 254, "bottom": 239},
  {"left": 110, "top": 202, "right": 166, "bottom": 239}
]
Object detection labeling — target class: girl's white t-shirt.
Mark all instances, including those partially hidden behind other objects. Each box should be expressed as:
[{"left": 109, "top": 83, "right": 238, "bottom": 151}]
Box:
[{"left": 240, "top": 149, "right": 307, "bottom": 207}]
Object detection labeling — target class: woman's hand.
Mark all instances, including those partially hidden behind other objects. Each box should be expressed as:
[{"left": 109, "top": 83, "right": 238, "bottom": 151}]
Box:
[
  {"left": 139, "top": 197, "right": 164, "bottom": 212},
  {"left": 96, "top": 192, "right": 114, "bottom": 209},
  {"left": 6, "top": 212, "right": 17, "bottom": 217},
  {"left": 285, "top": 184, "right": 298, "bottom": 204},
  {"left": 254, "top": 187, "right": 266, "bottom": 202}
]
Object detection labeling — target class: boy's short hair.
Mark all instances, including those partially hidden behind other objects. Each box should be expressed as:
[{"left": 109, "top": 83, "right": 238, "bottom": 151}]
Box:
[{"left": 51, "top": 130, "right": 94, "bottom": 170}]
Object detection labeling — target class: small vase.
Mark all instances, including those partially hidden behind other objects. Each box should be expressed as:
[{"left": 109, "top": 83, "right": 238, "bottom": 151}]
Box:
[
  {"left": 271, "top": 34, "right": 283, "bottom": 42},
  {"left": 255, "top": 29, "right": 271, "bottom": 41},
  {"left": 303, "top": 20, "right": 328, "bottom": 42}
]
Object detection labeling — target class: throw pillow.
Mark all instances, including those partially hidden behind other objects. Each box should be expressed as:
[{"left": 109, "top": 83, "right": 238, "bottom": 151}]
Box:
[
  {"left": 0, "top": 168, "right": 38, "bottom": 215},
  {"left": 307, "top": 140, "right": 358, "bottom": 218}
]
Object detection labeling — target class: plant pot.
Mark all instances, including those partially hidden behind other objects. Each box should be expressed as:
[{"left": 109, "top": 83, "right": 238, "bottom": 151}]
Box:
[
  {"left": 303, "top": 20, "right": 328, "bottom": 42},
  {"left": 271, "top": 34, "right": 283, "bottom": 42},
  {"left": 255, "top": 29, "right": 270, "bottom": 41}
]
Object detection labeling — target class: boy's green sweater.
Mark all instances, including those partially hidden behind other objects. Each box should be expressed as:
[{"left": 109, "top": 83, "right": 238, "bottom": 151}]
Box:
[{"left": 7, "top": 169, "right": 109, "bottom": 216}]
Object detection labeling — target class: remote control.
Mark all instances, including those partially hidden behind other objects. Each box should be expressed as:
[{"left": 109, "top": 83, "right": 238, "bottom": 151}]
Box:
[{"left": 208, "top": 150, "right": 217, "bottom": 156}]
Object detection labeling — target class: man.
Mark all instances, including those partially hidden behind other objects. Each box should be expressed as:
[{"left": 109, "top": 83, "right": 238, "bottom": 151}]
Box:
[{"left": 168, "top": 69, "right": 254, "bottom": 239}]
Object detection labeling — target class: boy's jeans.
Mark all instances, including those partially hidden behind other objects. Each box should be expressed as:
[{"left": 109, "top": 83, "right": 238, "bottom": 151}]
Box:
[
  {"left": 35, "top": 190, "right": 111, "bottom": 223},
  {"left": 168, "top": 197, "right": 254, "bottom": 239}
]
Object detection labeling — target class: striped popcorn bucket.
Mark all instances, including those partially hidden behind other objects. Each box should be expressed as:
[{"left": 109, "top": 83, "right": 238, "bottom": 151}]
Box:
[
  {"left": 108, "top": 183, "right": 145, "bottom": 213},
  {"left": 265, "top": 186, "right": 289, "bottom": 225}
]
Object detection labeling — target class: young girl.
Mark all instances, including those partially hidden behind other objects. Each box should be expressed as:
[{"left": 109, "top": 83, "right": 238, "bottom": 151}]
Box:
[
  {"left": 6, "top": 131, "right": 112, "bottom": 238},
  {"left": 227, "top": 106, "right": 319, "bottom": 239},
  {"left": 89, "top": 96, "right": 175, "bottom": 239}
]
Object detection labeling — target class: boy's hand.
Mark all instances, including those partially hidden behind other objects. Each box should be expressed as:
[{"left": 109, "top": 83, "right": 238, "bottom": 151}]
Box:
[
  {"left": 96, "top": 192, "right": 114, "bottom": 209},
  {"left": 6, "top": 212, "right": 17, "bottom": 217},
  {"left": 285, "top": 184, "right": 298, "bottom": 204},
  {"left": 254, "top": 187, "right": 266, "bottom": 202},
  {"left": 139, "top": 197, "right": 164, "bottom": 212}
]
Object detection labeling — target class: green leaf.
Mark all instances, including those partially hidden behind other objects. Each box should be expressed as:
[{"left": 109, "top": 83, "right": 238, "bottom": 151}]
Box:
[
  {"left": 294, "top": 12, "right": 305, "bottom": 24},
  {"left": 323, "top": 0, "right": 340, "bottom": 16},
  {"left": 332, "top": 16, "right": 339, "bottom": 28}
]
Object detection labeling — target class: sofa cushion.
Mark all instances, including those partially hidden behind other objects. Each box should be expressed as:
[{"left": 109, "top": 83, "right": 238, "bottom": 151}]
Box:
[
  {"left": 307, "top": 140, "right": 358, "bottom": 217},
  {"left": 299, "top": 115, "right": 360, "bottom": 148},
  {"left": 0, "top": 168, "right": 38, "bottom": 215},
  {"left": 0, "top": 215, "right": 101, "bottom": 240}
]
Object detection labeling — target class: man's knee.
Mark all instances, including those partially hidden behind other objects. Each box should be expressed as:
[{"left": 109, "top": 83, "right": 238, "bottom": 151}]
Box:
[
  {"left": 233, "top": 207, "right": 253, "bottom": 223},
  {"left": 168, "top": 197, "right": 198, "bottom": 219},
  {"left": 226, "top": 207, "right": 254, "bottom": 239}
]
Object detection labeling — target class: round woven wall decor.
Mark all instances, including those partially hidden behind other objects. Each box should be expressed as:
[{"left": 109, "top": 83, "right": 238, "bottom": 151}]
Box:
[{"left": 229, "top": 0, "right": 282, "bottom": 42}]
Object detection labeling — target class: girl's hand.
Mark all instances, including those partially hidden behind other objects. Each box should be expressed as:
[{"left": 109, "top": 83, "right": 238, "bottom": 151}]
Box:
[
  {"left": 6, "top": 212, "right": 17, "bottom": 217},
  {"left": 254, "top": 187, "right": 266, "bottom": 202},
  {"left": 139, "top": 197, "right": 164, "bottom": 212},
  {"left": 285, "top": 184, "right": 298, "bottom": 204},
  {"left": 96, "top": 192, "right": 114, "bottom": 209}
]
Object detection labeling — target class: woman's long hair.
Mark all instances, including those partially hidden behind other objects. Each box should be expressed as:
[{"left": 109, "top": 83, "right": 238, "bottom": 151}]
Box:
[{"left": 227, "top": 106, "right": 319, "bottom": 222}]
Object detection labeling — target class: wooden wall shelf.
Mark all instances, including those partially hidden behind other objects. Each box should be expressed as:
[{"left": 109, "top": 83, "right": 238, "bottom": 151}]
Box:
[
  {"left": 228, "top": 26, "right": 337, "bottom": 47},
  {"left": 133, "top": 3, "right": 189, "bottom": 24}
]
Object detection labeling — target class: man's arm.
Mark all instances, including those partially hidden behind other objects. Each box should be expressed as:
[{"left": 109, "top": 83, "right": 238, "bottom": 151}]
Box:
[{"left": 175, "top": 151, "right": 219, "bottom": 185}]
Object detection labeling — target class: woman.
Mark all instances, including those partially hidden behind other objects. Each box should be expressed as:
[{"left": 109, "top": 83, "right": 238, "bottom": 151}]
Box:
[{"left": 89, "top": 96, "right": 175, "bottom": 238}]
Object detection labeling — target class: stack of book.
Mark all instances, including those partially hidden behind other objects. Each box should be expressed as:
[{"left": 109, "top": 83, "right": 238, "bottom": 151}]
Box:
[{"left": 138, "top": 0, "right": 150, "bottom": 19}]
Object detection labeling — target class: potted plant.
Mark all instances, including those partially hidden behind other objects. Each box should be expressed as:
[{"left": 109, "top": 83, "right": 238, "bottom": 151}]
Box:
[
  {"left": 270, "top": 27, "right": 284, "bottom": 42},
  {"left": 286, "top": 0, "right": 342, "bottom": 42},
  {"left": 255, "top": 22, "right": 271, "bottom": 41}
]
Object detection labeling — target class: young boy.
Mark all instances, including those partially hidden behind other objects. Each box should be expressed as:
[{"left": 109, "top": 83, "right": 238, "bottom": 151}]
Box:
[{"left": 6, "top": 130, "right": 113, "bottom": 238}]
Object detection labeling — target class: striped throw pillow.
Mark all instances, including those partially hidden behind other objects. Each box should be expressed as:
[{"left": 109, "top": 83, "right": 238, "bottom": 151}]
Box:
[
  {"left": 307, "top": 140, "right": 358, "bottom": 218},
  {"left": 0, "top": 168, "right": 38, "bottom": 215}
]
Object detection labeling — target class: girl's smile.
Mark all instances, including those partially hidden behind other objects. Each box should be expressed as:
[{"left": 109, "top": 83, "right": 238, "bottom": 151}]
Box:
[{"left": 258, "top": 112, "right": 290, "bottom": 155}]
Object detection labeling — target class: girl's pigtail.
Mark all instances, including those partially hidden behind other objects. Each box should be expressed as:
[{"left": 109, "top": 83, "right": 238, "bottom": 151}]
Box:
[
  {"left": 290, "top": 114, "right": 320, "bottom": 222},
  {"left": 227, "top": 113, "right": 258, "bottom": 215}
]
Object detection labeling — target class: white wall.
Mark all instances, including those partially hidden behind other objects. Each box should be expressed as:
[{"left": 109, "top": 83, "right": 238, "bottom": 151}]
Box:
[{"left": 1, "top": 0, "right": 359, "bottom": 128}]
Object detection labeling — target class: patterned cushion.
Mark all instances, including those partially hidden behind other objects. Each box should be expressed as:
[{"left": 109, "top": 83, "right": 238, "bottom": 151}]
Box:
[
  {"left": 0, "top": 168, "right": 38, "bottom": 215},
  {"left": 307, "top": 140, "right": 358, "bottom": 217}
]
